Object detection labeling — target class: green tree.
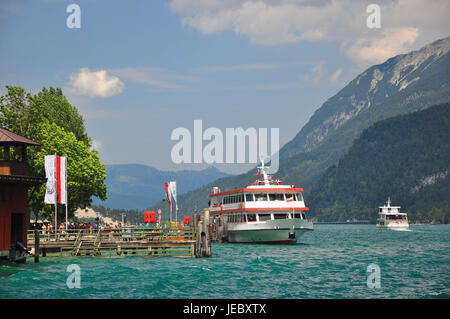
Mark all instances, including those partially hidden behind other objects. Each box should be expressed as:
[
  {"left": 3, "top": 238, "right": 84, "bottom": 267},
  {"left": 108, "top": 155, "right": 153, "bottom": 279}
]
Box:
[
  {"left": 0, "top": 86, "right": 90, "bottom": 146},
  {"left": 29, "top": 122, "right": 107, "bottom": 217},
  {"left": 0, "top": 86, "right": 33, "bottom": 137},
  {"left": 31, "top": 87, "right": 90, "bottom": 146},
  {"left": 0, "top": 86, "right": 107, "bottom": 219}
]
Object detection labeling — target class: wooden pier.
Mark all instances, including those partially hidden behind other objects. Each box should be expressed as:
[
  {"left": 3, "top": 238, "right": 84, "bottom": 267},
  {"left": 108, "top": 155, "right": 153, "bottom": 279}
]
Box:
[{"left": 27, "top": 225, "right": 210, "bottom": 259}]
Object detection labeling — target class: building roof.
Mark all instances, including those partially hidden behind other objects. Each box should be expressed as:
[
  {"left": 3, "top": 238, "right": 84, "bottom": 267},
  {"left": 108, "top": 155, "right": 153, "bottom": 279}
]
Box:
[
  {"left": 0, "top": 174, "right": 46, "bottom": 186},
  {"left": 0, "top": 127, "right": 40, "bottom": 146}
]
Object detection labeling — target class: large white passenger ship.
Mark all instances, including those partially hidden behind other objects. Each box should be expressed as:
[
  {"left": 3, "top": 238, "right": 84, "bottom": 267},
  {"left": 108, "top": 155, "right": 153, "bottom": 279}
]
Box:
[{"left": 208, "top": 161, "right": 313, "bottom": 244}]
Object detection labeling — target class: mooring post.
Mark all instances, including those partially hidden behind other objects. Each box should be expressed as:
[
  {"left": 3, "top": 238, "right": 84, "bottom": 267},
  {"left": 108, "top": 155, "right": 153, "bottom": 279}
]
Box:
[
  {"left": 202, "top": 210, "right": 211, "bottom": 257},
  {"left": 206, "top": 210, "right": 211, "bottom": 257},
  {"left": 195, "top": 219, "right": 203, "bottom": 258},
  {"left": 34, "top": 228, "right": 40, "bottom": 263}
]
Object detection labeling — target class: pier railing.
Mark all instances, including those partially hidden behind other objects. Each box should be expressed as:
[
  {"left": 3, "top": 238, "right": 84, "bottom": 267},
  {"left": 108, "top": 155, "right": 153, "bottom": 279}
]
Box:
[{"left": 27, "top": 226, "right": 196, "bottom": 243}]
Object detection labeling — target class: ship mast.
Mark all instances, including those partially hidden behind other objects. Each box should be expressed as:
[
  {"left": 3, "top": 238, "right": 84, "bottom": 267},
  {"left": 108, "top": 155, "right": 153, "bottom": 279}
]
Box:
[{"left": 257, "top": 159, "right": 271, "bottom": 185}]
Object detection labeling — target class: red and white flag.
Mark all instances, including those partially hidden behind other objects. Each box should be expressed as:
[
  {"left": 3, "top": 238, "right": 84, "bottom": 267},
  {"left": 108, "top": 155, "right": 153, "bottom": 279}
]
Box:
[
  {"left": 168, "top": 181, "right": 178, "bottom": 211},
  {"left": 164, "top": 182, "right": 173, "bottom": 211},
  {"left": 286, "top": 195, "right": 294, "bottom": 202},
  {"left": 44, "top": 155, "right": 56, "bottom": 204},
  {"left": 56, "top": 156, "right": 67, "bottom": 204},
  {"left": 44, "top": 155, "right": 67, "bottom": 204}
]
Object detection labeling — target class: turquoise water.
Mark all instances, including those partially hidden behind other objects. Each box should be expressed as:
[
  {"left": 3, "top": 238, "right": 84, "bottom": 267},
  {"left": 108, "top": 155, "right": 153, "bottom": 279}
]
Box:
[{"left": 1, "top": 225, "right": 449, "bottom": 299}]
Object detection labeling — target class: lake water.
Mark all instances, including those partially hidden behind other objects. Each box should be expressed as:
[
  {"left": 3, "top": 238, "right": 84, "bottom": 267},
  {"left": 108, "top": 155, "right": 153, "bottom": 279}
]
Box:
[{"left": 1, "top": 225, "right": 449, "bottom": 299}]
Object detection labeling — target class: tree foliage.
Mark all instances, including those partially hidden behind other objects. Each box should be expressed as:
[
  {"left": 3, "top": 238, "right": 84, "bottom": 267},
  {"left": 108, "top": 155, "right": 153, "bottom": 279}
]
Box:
[
  {"left": 29, "top": 122, "right": 107, "bottom": 216},
  {"left": 0, "top": 86, "right": 107, "bottom": 218},
  {"left": 0, "top": 86, "right": 89, "bottom": 145}
]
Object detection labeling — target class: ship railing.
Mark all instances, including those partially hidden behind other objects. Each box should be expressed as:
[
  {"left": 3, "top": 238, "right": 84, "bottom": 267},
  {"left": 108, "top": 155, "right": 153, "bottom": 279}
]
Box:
[{"left": 250, "top": 178, "right": 283, "bottom": 186}]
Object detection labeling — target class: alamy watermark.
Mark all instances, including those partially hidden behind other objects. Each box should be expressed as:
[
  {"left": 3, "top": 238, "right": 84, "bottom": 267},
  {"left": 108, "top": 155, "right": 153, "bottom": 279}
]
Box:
[
  {"left": 366, "top": 263, "right": 381, "bottom": 288},
  {"left": 66, "top": 264, "right": 81, "bottom": 289},
  {"left": 366, "top": 4, "right": 381, "bottom": 29},
  {"left": 66, "top": 4, "right": 81, "bottom": 29},
  {"left": 170, "top": 120, "right": 280, "bottom": 174}
]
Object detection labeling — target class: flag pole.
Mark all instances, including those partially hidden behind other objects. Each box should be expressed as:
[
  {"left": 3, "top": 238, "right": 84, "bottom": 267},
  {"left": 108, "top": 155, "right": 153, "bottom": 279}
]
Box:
[
  {"left": 55, "top": 154, "right": 57, "bottom": 233},
  {"left": 55, "top": 154, "right": 58, "bottom": 234},
  {"left": 65, "top": 157, "right": 68, "bottom": 231}
]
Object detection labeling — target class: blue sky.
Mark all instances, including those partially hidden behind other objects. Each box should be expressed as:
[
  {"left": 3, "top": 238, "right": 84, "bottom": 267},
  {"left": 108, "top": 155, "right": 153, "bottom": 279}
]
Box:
[{"left": 1, "top": 0, "right": 449, "bottom": 174}]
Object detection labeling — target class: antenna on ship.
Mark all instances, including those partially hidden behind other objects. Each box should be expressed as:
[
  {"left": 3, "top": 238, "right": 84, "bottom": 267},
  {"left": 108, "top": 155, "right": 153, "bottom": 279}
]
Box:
[{"left": 387, "top": 197, "right": 391, "bottom": 207}]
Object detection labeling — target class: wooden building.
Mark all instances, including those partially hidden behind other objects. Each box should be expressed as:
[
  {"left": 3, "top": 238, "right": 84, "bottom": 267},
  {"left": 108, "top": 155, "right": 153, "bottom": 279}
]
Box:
[{"left": 0, "top": 128, "right": 46, "bottom": 262}]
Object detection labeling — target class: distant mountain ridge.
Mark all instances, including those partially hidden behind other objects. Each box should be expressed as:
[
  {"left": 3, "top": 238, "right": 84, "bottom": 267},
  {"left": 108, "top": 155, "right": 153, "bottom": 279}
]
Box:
[
  {"left": 280, "top": 36, "right": 450, "bottom": 158},
  {"left": 149, "top": 36, "right": 450, "bottom": 218},
  {"left": 93, "top": 164, "right": 229, "bottom": 210},
  {"left": 308, "top": 103, "right": 450, "bottom": 223}
]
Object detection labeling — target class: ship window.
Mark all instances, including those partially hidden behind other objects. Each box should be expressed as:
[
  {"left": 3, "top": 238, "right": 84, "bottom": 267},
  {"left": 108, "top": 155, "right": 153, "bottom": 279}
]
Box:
[
  {"left": 285, "top": 194, "right": 297, "bottom": 201},
  {"left": 297, "top": 193, "right": 304, "bottom": 201},
  {"left": 269, "top": 194, "right": 284, "bottom": 201},
  {"left": 294, "top": 213, "right": 301, "bottom": 219},
  {"left": 245, "top": 194, "right": 254, "bottom": 202},
  {"left": 247, "top": 214, "right": 256, "bottom": 222},
  {"left": 258, "top": 214, "right": 271, "bottom": 221},
  {"left": 255, "top": 194, "right": 268, "bottom": 201},
  {"left": 302, "top": 213, "right": 306, "bottom": 220},
  {"left": 274, "top": 214, "right": 289, "bottom": 220}
]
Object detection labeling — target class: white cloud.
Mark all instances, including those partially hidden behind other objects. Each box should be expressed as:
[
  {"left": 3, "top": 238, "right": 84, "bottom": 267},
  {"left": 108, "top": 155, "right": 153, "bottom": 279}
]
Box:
[
  {"left": 329, "top": 67, "right": 343, "bottom": 84},
  {"left": 69, "top": 68, "right": 125, "bottom": 98},
  {"left": 199, "top": 63, "right": 279, "bottom": 72},
  {"left": 343, "top": 27, "right": 420, "bottom": 67},
  {"left": 301, "top": 61, "right": 326, "bottom": 85},
  {"left": 198, "top": 60, "right": 319, "bottom": 73},
  {"left": 170, "top": 0, "right": 450, "bottom": 68},
  {"left": 109, "top": 67, "right": 191, "bottom": 90}
]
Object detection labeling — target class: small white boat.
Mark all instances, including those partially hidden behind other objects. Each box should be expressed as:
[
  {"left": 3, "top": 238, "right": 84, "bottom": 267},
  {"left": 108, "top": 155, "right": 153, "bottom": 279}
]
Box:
[
  {"left": 208, "top": 160, "right": 313, "bottom": 244},
  {"left": 376, "top": 197, "right": 409, "bottom": 230}
]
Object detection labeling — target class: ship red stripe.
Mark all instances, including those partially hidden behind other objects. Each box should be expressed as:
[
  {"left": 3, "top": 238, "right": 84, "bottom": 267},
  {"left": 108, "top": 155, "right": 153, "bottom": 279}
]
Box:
[
  {"left": 211, "top": 207, "right": 309, "bottom": 214},
  {"left": 209, "top": 187, "right": 305, "bottom": 197}
]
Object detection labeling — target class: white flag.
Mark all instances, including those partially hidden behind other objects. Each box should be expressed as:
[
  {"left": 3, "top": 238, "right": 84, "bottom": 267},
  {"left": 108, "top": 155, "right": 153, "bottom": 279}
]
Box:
[
  {"left": 44, "top": 155, "right": 56, "bottom": 204},
  {"left": 58, "top": 156, "right": 67, "bottom": 204},
  {"left": 168, "top": 181, "right": 178, "bottom": 211}
]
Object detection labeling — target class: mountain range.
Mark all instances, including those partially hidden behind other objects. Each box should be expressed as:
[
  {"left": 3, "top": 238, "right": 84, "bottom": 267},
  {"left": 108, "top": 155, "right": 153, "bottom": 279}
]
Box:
[
  {"left": 147, "top": 36, "right": 450, "bottom": 219},
  {"left": 309, "top": 102, "right": 450, "bottom": 222},
  {"left": 92, "top": 164, "right": 229, "bottom": 210},
  {"left": 95, "top": 36, "right": 450, "bottom": 222}
]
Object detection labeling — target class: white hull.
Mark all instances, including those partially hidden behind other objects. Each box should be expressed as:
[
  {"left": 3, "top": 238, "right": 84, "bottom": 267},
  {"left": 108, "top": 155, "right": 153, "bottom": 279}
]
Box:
[
  {"left": 227, "top": 219, "right": 313, "bottom": 244},
  {"left": 376, "top": 223, "right": 409, "bottom": 230}
]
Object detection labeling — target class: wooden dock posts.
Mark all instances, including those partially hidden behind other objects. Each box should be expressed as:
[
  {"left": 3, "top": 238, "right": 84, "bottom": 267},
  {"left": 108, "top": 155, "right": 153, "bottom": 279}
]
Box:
[
  {"left": 194, "top": 210, "right": 211, "bottom": 257},
  {"left": 27, "top": 211, "right": 214, "bottom": 260}
]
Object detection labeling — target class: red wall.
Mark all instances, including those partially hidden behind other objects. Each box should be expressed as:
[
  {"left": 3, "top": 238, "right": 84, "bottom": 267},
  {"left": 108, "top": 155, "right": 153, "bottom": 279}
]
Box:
[{"left": 0, "top": 184, "right": 28, "bottom": 251}]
